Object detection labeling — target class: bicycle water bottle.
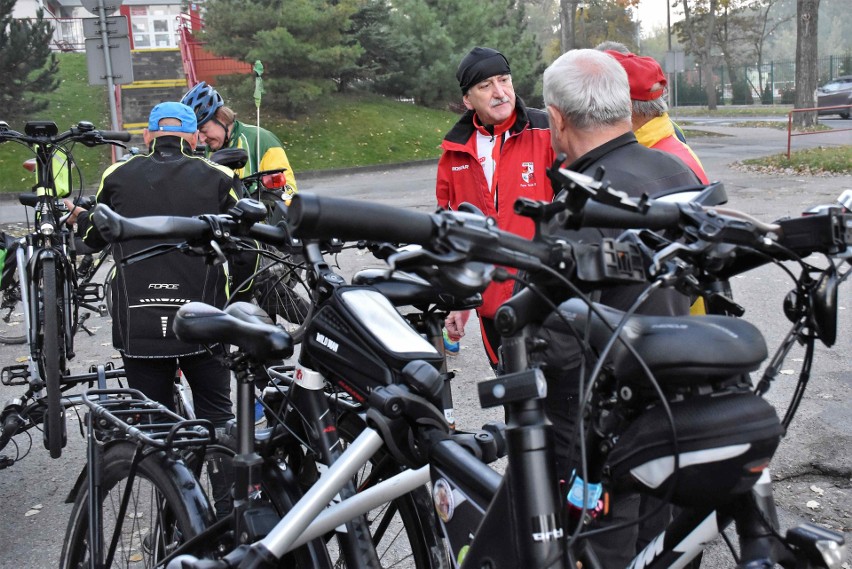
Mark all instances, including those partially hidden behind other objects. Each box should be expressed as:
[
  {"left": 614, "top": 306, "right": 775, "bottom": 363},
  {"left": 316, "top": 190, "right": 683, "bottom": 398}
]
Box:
[{"left": 566, "top": 472, "right": 603, "bottom": 522}]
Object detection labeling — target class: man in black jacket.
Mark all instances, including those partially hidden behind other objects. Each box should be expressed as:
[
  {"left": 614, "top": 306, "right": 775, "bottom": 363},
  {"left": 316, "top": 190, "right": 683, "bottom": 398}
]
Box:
[
  {"left": 67, "top": 102, "right": 242, "bottom": 429},
  {"left": 539, "top": 49, "right": 701, "bottom": 567}
]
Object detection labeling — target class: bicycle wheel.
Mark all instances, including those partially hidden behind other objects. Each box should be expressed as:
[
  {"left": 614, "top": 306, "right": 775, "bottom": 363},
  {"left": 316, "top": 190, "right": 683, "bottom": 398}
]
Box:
[
  {"left": 254, "top": 255, "right": 312, "bottom": 343},
  {"left": 0, "top": 270, "right": 26, "bottom": 344},
  {"left": 40, "top": 256, "right": 65, "bottom": 458},
  {"left": 60, "top": 441, "right": 214, "bottom": 569},
  {"left": 333, "top": 412, "right": 448, "bottom": 569}
]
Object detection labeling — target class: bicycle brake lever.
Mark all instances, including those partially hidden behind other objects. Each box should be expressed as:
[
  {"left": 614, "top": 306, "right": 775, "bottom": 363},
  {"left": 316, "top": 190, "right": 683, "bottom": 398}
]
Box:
[
  {"left": 386, "top": 247, "right": 466, "bottom": 274},
  {"left": 121, "top": 243, "right": 180, "bottom": 266}
]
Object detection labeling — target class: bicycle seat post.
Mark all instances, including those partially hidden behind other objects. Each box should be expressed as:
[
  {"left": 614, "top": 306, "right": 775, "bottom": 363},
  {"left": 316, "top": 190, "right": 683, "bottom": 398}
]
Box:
[{"left": 230, "top": 356, "right": 263, "bottom": 539}]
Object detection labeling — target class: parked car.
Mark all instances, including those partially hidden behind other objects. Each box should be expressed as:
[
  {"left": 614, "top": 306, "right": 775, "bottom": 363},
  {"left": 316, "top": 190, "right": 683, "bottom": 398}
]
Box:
[{"left": 817, "top": 75, "right": 852, "bottom": 119}]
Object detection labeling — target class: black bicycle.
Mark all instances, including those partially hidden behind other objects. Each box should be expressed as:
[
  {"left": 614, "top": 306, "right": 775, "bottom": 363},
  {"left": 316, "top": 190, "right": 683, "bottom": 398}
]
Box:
[
  {"left": 209, "top": 147, "right": 312, "bottom": 342},
  {"left": 0, "top": 120, "right": 130, "bottom": 459}
]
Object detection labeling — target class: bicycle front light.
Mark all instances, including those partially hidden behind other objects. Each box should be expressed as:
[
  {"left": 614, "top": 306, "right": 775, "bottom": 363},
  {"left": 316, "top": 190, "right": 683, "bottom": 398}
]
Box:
[{"left": 39, "top": 223, "right": 55, "bottom": 236}]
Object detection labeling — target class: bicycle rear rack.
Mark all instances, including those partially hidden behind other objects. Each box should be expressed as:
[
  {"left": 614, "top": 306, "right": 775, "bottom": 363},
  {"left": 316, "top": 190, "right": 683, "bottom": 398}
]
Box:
[{"left": 82, "top": 388, "right": 215, "bottom": 449}]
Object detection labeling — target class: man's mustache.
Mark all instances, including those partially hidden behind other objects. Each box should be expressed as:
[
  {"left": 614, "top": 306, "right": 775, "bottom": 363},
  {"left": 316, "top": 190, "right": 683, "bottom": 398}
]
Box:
[{"left": 490, "top": 96, "right": 510, "bottom": 107}]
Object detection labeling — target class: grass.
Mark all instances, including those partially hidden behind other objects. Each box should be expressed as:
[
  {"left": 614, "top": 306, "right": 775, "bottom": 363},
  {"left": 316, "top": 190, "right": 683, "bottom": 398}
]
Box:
[
  {"left": 739, "top": 145, "right": 851, "bottom": 175},
  {"left": 0, "top": 53, "right": 113, "bottom": 195},
  {"left": 229, "top": 92, "right": 458, "bottom": 172}
]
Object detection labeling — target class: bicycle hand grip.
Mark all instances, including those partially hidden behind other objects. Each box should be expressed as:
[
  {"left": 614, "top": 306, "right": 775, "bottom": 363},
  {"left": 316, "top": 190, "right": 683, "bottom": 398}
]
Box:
[
  {"left": 91, "top": 204, "right": 210, "bottom": 242},
  {"left": 288, "top": 193, "right": 436, "bottom": 244},
  {"left": 576, "top": 199, "right": 682, "bottom": 230},
  {"left": 99, "top": 130, "right": 132, "bottom": 142}
]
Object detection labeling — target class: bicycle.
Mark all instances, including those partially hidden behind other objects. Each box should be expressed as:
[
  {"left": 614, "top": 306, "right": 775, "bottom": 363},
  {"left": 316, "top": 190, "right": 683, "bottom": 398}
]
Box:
[
  {"left": 62, "top": 198, "right": 448, "bottom": 568},
  {"left": 97, "top": 175, "right": 849, "bottom": 569},
  {"left": 209, "top": 146, "right": 312, "bottom": 342},
  {"left": 0, "top": 119, "right": 130, "bottom": 459}
]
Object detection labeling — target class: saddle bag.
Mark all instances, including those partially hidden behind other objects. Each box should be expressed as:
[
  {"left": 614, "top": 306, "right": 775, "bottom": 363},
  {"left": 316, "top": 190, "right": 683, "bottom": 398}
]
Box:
[{"left": 607, "top": 391, "right": 784, "bottom": 508}]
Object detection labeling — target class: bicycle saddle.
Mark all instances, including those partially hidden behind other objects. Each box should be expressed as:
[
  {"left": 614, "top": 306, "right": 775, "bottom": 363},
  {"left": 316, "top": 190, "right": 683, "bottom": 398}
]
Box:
[
  {"left": 174, "top": 301, "right": 293, "bottom": 361},
  {"left": 545, "top": 298, "right": 767, "bottom": 386},
  {"left": 353, "top": 268, "right": 482, "bottom": 312}
]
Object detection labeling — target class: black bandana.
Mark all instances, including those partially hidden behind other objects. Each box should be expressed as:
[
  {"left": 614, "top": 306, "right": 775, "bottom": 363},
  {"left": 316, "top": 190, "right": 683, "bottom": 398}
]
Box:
[{"left": 456, "top": 47, "right": 511, "bottom": 94}]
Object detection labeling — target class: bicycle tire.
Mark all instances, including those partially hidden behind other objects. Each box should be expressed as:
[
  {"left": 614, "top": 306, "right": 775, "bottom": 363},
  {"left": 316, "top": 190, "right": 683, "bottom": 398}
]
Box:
[
  {"left": 0, "top": 270, "right": 26, "bottom": 344},
  {"left": 60, "top": 441, "right": 214, "bottom": 568},
  {"left": 104, "top": 265, "right": 115, "bottom": 318},
  {"left": 41, "top": 256, "right": 65, "bottom": 458},
  {"left": 335, "top": 412, "right": 449, "bottom": 569},
  {"left": 254, "top": 254, "right": 312, "bottom": 343}
]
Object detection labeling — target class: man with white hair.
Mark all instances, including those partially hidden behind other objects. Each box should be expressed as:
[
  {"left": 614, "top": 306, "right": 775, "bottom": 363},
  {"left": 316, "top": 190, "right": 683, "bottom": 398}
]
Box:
[{"left": 537, "top": 49, "right": 702, "bottom": 567}]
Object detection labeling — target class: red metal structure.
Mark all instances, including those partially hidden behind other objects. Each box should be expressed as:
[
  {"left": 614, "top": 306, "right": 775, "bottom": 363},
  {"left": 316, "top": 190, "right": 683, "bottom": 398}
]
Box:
[
  {"left": 786, "top": 105, "right": 852, "bottom": 158},
  {"left": 178, "top": 13, "right": 251, "bottom": 88}
]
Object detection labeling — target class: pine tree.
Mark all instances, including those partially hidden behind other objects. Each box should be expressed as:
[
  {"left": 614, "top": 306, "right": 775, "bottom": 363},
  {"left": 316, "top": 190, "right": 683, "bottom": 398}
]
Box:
[
  {"left": 0, "top": 0, "right": 60, "bottom": 122},
  {"left": 201, "top": 0, "right": 363, "bottom": 116}
]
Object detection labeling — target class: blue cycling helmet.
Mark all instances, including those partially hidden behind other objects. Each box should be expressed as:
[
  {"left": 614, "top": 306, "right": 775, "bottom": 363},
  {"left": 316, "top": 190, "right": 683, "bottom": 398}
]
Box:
[{"left": 180, "top": 81, "right": 224, "bottom": 127}]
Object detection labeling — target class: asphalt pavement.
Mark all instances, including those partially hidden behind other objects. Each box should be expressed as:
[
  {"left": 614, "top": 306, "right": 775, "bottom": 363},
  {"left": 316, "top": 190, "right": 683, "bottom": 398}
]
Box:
[{"left": 0, "top": 119, "right": 849, "bottom": 568}]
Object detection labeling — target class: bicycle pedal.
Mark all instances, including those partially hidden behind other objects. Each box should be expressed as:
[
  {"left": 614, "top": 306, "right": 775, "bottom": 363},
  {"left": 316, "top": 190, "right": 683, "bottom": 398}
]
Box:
[
  {"left": 77, "top": 282, "right": 104, "bottom": 303},
  {"left": 1, "top": 364, "right": 30, "bottom": 386}
]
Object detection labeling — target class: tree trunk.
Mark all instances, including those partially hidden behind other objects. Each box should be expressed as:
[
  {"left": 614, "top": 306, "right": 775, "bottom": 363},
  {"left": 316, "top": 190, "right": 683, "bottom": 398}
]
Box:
[
  {"left": 793, "top": 0, "right": 820, "bottom": 128},
  {"left": 559, "top": 0, "right": 578, "bottom": 53},
  {"left": 681, "top": 0, "right": 719, "bottom": 110},
  {"left": 702, "top": 60, "right": 717, "bottom": 109}
]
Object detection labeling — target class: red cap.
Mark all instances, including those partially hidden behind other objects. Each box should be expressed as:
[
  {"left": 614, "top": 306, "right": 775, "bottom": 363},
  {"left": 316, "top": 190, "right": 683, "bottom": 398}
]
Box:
[{"left": 605, "top": 50, "right": 667, "bottom": 101}]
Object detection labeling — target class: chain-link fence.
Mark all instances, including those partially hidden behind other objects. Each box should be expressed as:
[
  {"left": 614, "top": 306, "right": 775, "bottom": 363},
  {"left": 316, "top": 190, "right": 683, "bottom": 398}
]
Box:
[{"left": 673, "top": 54, "right": 851, "bottom": 106}]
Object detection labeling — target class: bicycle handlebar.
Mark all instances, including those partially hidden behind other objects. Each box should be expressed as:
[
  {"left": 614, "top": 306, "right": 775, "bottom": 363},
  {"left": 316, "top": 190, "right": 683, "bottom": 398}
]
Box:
[
  {"left": 288, "top": 193, "right": 437, "bottom": 244},
  {"left": 0, "top": 121, "right": 131, "bottom": 147},
  {"left": 91, "top": 203, "right": 294, "bottom": 248}
]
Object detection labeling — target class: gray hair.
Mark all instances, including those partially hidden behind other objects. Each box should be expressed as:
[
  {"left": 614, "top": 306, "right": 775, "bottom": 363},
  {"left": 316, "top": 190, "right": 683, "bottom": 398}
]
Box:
[
  {"left": 632, "top": 86, "right": 669, "bottom": 117},
  {"left": 543, "top": 49, "right": 632, "bottom": 130},
  {"left": 594, "top": 41, "right": 629, "bottom": 54}
]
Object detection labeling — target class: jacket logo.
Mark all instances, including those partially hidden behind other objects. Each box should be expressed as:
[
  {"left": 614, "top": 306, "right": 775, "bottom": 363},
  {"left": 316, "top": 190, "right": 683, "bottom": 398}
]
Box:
[
  {"left": 521, "top": 162, "right": 535, "bottom": 183},
  {"left": 149, "top": 283, "right": 179, "bottom": 290},
  {"left": 451, "top": 164, "right": 470, "bottom": 172}
]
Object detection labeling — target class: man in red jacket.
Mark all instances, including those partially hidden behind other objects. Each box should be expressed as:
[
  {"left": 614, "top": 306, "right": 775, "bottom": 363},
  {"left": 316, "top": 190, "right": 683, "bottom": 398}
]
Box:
[
  {"left": 605, "top": 49, "right": 710, "bottom": 183},
  {"left": 436, "top": 46, "right": 555, "bottom": 368}
]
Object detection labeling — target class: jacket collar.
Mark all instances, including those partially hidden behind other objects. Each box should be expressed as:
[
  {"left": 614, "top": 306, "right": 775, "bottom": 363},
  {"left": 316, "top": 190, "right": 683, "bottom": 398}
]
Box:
[
  {"left": 148, "top": 136, "right": 195, "bottom": 157},
  {"left": 567, "top": 131, "right": 638, "bottom": 173}
]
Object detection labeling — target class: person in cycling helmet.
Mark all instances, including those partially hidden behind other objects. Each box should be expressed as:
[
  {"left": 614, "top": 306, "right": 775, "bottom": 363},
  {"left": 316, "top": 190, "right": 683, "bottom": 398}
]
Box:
[{"left": 181, "top": 81, "right": 298, "bottom": 200}]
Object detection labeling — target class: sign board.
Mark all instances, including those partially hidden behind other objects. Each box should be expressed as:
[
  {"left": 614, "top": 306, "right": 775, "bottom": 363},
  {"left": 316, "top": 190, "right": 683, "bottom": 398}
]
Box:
[
  {"left": 85, "top": 36, "right": 134, "bottom": 85},
  {"left": 82, "top": 16, "right": 129, "bottom": 39},
  {"left": 665, "top": 51, "right": 686, "bottom": 73},
  {"left": 81, "top": 0, "right": 122, "bottom": 16}
]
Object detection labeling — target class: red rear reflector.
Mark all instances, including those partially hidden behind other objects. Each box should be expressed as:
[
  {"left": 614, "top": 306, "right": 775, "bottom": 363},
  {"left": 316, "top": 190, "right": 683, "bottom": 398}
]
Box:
[{"left": 22, "top": 159, "right": 37, "bottom": 172}]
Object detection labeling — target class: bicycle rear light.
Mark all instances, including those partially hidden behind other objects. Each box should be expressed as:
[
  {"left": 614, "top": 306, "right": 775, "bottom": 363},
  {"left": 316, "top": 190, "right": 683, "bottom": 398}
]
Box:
[
  {"left": 22, "top": 159, "right": 36, "bottom": 173},
  {"left": 261, "top": 172, "right": 287, "bottom": 189}
]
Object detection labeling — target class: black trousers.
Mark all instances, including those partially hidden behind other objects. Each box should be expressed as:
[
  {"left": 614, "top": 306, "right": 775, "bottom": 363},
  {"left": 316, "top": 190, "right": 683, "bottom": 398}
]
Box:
[{"left": 122, "top": 351, "right": 234, "bottom": 428}]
